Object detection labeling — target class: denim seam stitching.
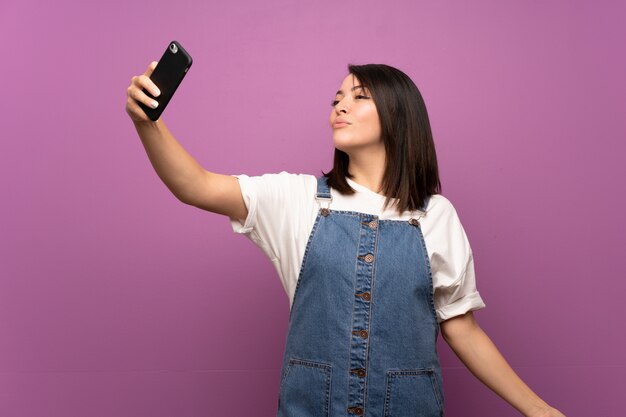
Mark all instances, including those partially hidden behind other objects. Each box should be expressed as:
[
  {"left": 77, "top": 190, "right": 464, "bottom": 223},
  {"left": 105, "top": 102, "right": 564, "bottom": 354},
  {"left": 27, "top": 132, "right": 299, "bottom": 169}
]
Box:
[
  {"left": 414, "top": 225, "right": 439, "bottom": 324},
  {"left": 346, "top": 214, "right": 362, "bottom": 414},
  {"left": 281, "top": 358, "right": 333, "bottom": 417},
  {"left": 383, "top": 369, "right": 440, "bottom": 417},
  {"left": 363, "top": 214, "right": 380, "bottom": 415},
  {"left": 289, "top": 213, "right": 323, "bottom": 319}
]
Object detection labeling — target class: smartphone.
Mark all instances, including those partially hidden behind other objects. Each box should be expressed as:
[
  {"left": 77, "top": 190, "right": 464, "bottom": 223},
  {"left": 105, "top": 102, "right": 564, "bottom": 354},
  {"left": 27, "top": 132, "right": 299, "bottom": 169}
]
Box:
[{"left": 140, "top": 41, "right": 193, "bottom": 121}]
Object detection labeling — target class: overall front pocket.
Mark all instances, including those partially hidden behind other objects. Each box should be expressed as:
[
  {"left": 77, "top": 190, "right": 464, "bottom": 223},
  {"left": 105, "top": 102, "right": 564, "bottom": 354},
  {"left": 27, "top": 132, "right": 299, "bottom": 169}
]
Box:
[
  {"left": 277, "top": 358, "right": 332, "bottom": 417},
  {"left": 383, "top": 369, "right": 443, "bottom": 417}
]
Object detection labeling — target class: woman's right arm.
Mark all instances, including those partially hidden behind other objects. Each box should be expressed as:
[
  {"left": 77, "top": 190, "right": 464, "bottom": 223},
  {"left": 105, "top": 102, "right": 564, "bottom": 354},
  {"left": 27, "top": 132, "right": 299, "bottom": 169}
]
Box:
[{"left": 125, "top": 61, "right": 247, "bottom": 220}]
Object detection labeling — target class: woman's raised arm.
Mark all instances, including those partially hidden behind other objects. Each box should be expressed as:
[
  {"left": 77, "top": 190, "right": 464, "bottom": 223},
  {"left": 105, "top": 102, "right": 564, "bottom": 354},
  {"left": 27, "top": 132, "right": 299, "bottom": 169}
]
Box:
[{"left": 125, "top": 62, "right": 247, "bottom": 220}]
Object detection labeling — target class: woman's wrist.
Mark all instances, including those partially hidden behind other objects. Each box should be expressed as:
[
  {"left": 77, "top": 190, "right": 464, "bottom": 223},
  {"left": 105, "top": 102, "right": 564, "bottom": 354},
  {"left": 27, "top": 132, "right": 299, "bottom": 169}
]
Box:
[
  {"left": 133, "top": 117, "right": 160, "bottom": 129},
  {"left": 526, "top": 405, "right": 565, "bottom": 417}
]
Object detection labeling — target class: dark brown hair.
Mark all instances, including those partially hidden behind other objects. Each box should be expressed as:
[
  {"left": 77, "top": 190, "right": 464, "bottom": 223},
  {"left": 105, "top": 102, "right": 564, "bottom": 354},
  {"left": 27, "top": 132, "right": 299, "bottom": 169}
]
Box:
[{"left": 325, "top": 64, "right": 441, "bottom": 213}]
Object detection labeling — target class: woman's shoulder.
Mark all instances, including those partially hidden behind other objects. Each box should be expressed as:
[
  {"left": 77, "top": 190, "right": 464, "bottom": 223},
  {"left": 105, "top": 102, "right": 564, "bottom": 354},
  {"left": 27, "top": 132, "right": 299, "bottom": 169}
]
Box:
[
  {"left": 426, "top": 193, "right": 455, "bottom": 213},
  {"left": 424, "top": 193, "right": 463, "bottom": 225}
]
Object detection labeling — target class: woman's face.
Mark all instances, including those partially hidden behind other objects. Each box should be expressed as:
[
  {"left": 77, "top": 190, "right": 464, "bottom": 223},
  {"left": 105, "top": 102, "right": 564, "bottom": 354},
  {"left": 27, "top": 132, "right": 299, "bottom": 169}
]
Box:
[{"left": 329, "top": 74, "right": 382, "bottom": 154}]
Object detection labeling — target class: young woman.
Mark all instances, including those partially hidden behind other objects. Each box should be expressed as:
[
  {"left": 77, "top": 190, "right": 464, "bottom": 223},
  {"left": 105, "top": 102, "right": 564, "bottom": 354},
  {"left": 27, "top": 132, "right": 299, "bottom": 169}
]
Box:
[{"left": 126, "top": 62, "right": 566, "bottom": 417}]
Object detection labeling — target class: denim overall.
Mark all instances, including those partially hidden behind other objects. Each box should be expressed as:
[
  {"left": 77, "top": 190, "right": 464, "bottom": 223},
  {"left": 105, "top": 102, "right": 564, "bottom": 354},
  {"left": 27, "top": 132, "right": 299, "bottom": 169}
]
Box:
[{"left": 277, "top": 177, "right": 444, "bottom": 417}]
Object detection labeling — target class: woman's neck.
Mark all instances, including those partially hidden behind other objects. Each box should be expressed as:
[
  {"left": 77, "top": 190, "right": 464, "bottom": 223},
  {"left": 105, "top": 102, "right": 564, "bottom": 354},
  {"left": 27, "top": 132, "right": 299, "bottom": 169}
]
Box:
[{"left": 347, "top": 148, "right": 386, "bottom": 194}]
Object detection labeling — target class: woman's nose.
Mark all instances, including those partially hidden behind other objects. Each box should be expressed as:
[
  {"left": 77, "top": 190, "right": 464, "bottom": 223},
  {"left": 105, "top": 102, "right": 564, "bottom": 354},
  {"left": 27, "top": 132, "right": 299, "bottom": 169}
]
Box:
[{"left": 335, "top": 100, "right": 348, "bottom": 114}]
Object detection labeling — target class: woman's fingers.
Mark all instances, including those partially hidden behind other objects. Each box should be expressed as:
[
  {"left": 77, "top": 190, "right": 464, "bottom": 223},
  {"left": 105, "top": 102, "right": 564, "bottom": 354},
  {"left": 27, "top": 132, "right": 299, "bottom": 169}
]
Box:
[
  {"left": 138, "top": 72, "right": 160, "bottom": 98},
  {"left": 128, "top": 76, "right": 159, "bottom": 109},
  {"left": 142, "top": 61, "right": 160, "bottom": 95},
  {"left": 144, "top": 61, "right": 158, "bottom": 77},
  {"left": 126, "top": 62, "right": 161, "bottom": 122},
  {"left": 137, "top": 74, "right": 160, "bottom": 99}
]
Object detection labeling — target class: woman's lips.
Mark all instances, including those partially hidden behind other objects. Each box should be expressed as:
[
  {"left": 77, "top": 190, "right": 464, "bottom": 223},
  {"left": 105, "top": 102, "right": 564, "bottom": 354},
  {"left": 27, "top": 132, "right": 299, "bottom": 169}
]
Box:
[{"left": 333, "top": 120, "right": 351, "bottom": 128}]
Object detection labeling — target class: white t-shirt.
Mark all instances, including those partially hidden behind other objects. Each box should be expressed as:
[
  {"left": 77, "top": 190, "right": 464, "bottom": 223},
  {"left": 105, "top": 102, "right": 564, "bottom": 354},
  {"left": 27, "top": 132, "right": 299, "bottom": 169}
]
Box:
[{"left": 230, "top": 172, "right": 485, "bottom": 322}]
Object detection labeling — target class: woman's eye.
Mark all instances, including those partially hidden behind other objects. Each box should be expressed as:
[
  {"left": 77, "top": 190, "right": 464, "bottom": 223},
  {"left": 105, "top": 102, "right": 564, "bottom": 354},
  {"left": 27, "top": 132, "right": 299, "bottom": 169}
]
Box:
[{"left": 331, "top": 94, "right": 370, "bottom": 106}]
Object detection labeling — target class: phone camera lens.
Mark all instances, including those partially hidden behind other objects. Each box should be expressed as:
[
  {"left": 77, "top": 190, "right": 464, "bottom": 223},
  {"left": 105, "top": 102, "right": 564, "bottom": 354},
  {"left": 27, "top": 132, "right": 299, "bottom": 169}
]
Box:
[{"left": 169, "top": 43, "right": 178, "bottom": 54}]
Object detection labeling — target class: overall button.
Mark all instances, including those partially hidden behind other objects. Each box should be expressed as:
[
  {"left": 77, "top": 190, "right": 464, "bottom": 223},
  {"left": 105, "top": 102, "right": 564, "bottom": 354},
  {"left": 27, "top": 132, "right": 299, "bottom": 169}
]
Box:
[
  {"left": 409, "top": 218, "right": 420, "bottom": 227},
  {"left": 363, "top": 253, "right": 374, "bottom": 263},
  {"left": 350, "top": 368, "right": 367, "bottom": 377},
  {"left": 356, "top": 292, "right": 371, "bottom": 301},
  {"left": 352, "top": 329, "right": 369, "bottom": 339},
  {"left": 347, "top": 406, "right": 364, "bottom": 415},
  {"left": 361, "top": 220, "right": 377, "bottom": 229}
]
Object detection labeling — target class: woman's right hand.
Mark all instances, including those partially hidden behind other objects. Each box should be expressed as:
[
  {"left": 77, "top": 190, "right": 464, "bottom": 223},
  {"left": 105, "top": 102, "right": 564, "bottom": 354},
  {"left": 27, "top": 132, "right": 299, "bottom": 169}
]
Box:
[{"left": 125, "top": 61, "right": 161, "bottom": 123}]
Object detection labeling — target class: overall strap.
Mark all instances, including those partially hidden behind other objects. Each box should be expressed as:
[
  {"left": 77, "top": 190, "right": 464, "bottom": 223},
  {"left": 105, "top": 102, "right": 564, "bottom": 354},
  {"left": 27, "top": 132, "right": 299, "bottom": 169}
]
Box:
[
  {"left": 315, "top": 176, "right": 332, "bottom": 210},
  {"left": 316, "top": 176, "right": 331, "bottom": 199},
  {"left": 409, "top": 196, "right": 431, "bottom": 226}
]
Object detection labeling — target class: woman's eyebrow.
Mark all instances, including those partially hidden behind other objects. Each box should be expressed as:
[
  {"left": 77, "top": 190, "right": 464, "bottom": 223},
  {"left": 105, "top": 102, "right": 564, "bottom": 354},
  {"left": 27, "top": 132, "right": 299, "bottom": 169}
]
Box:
[{"left": 335, "top": 85, "right": 366, "bottom": 96}]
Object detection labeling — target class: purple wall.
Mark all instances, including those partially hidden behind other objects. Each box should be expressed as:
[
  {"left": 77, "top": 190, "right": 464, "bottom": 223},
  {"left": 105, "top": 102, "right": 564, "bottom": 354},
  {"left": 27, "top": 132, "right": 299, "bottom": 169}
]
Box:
[{"left": 1, "top": 1, "right": 625, "bottom": 416}]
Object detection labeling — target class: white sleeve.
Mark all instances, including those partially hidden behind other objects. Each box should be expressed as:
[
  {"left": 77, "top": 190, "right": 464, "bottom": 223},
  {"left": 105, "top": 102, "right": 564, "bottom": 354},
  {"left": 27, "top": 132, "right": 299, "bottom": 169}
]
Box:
[
  {"left": 422, "top": 196, "right": 486, "bottom": 322},
  {"left": 229, "top": 172, "right": 316, "bottom": 298}
]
